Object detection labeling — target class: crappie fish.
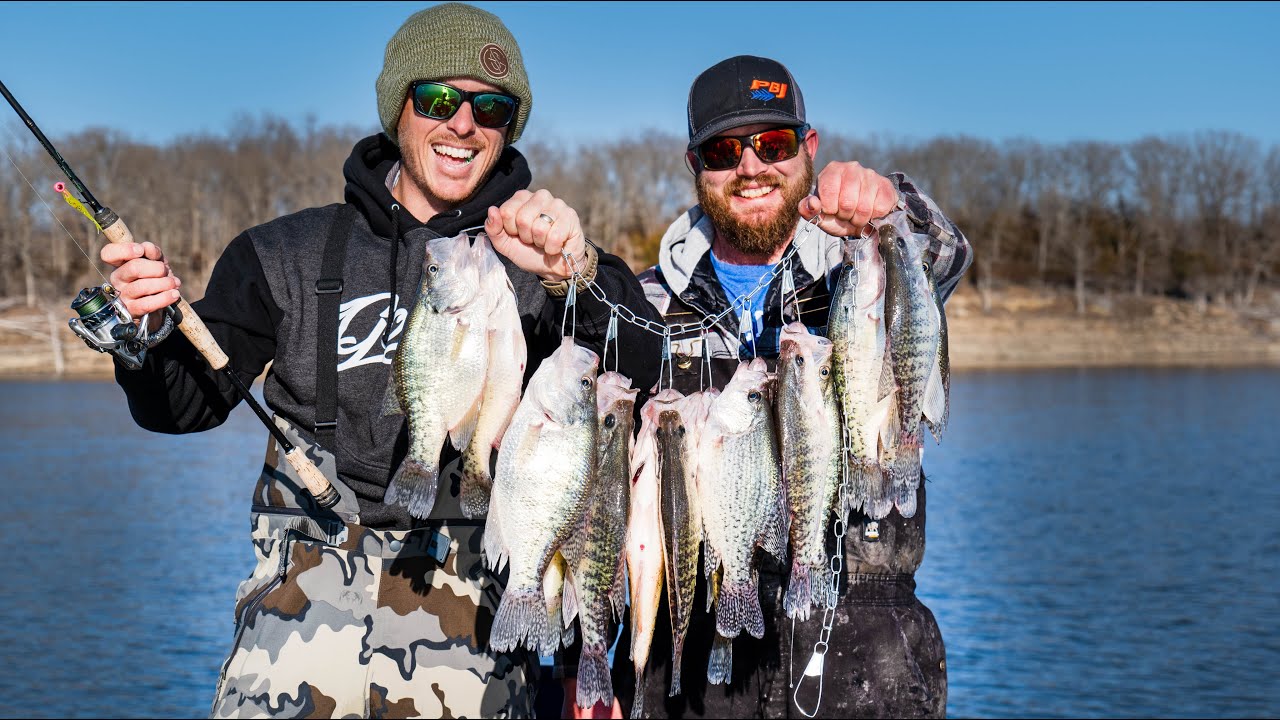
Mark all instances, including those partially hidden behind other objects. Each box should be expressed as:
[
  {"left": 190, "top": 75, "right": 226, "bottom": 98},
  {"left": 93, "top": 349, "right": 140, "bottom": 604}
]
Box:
[
  {"left": 923, "top": 253, "right": 951, "bottom": 444},
  {"left": 568, "top": 371, "right": 637, "bottom": 710},
  {"left": 657, "top": 390, "right": 713, "bottom": 696},
  {"left": 626, "top": 389, "right": 667, "bottom": 718},
  {"left": 386, "top": 232, "right": 488, "bottom": 519},
  {"left": 696, "top": 358, "right": 787, "bottom": 640},
  {"left": 778, "top": 323, "right": 842, "bottom": 621},
  {"left": 458, "top": 236, "right": 527, "bottom": 519},
  {"left": 880, "top": 212, "right": 943, "bottom": 518},
  {"left": 484, "top": 338, "right": 599, "bottom": 653},
  {"left": 828, "top": 235, "right": 897, "bottom": 519}
]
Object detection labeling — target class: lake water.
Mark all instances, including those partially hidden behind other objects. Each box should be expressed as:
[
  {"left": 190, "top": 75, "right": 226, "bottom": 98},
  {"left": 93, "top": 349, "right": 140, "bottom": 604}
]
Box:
[{"left": 0, "top": 369, "right": 1277, "bottom": 718}]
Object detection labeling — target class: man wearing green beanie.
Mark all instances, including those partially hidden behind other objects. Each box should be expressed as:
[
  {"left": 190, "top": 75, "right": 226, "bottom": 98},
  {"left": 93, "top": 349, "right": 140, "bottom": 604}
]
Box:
[{"left": 100, "top": 3, "right": 662, "bottom": 717}]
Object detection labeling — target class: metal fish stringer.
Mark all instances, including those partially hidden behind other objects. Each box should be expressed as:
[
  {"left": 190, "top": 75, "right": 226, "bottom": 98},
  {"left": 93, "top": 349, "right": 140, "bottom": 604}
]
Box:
[
  {"left": 699, "top": 329, "right": 713, "bottom": 392},
  {"left": 562, "top": 276, "right": 578, "bottom": 340},
  {"left": 782, "top": 257, "right": 799, "bottom": 324},
  {"left": 604, "top": 307, "right": 620, "bottom": 373},
  {"left": 738, "top": 298, "right": 756, "bottom": 359},
  {"left": 791, "top": 424, "right": 855, "bottom": 718},
  {"left": 659, "top": 327, "right": 673, "bottom": 391}
]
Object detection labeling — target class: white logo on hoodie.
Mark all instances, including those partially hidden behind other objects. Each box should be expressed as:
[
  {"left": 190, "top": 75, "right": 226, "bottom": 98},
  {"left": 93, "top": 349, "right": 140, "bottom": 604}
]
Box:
[{"left": 337, "top": 293, "right": 407, "bottom": 371}]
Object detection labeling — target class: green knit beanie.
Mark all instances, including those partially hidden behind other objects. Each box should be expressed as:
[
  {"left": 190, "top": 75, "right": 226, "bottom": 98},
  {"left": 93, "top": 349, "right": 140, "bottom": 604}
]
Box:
[{"left": 376, "top": 2, "right": 532, "bottom": 144}]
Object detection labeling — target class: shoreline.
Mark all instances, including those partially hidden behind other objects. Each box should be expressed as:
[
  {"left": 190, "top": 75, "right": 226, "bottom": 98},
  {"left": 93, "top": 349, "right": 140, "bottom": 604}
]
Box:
[{"left": 2, "top": 284, "right": 1277, "bottom": 380}]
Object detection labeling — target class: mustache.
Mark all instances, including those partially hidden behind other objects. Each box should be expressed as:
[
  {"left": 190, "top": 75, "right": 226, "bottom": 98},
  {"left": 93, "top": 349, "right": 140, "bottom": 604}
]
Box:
[{"left": 723, "top": 177, "right": 782, "bottom": 195}]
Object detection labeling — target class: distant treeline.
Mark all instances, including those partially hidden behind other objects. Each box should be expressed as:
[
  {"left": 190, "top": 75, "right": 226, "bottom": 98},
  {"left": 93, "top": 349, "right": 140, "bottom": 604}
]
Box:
[{"left": 2, "top": 118, "right": 1277, "bottom": 314}]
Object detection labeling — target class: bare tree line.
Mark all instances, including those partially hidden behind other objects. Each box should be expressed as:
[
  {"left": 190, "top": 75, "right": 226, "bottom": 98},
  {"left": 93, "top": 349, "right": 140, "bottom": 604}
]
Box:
[{"left": 2, "top": 118, "right": 1277, "bottom": 315}]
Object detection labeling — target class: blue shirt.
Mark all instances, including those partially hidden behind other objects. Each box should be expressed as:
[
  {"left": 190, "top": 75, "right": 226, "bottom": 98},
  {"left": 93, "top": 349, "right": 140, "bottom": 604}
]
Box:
[{"left": 709, "top": 250, "right": 776, "bottom": 351}]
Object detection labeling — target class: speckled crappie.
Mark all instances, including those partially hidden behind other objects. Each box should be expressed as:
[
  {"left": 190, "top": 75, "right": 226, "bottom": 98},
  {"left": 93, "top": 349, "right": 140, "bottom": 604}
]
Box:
[
  {"left": 484, "top": 338, "right": 599, "bottom": 654},
  {"left": 386, "top": 232, "right": 488, "bottom": 519},
  {"left": 828, "top": 234, "right": 898, "bottom": 519},
  {"left": 658, "top": 389, "right": 714, "bottom": 696},
  {"left": 567, "top": 371, "right": 637, "bottom": 710},
  {"left": 696, "top": 358, "right": 787, "bottom": 640},
  {"left": 778, "top": 323, "right": 842, "bottom": 620},
  {"left": 880, "top": 212, "right": 942, "bottom": 517},
  {"left": 458, "top": 236, "right": 527, "bottom": 519}
]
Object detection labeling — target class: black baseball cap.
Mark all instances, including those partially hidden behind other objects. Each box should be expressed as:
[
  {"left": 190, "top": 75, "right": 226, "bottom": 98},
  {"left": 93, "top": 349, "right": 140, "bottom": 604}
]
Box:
[{"left": 687, "top": 55, "right": 807, "bottom": 150}]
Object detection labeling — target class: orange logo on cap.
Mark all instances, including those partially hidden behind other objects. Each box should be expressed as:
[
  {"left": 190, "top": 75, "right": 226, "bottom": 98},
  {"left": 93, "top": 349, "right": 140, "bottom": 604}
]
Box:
[{"left": 749, "top": 79, "right": 788, "bottom": 99}]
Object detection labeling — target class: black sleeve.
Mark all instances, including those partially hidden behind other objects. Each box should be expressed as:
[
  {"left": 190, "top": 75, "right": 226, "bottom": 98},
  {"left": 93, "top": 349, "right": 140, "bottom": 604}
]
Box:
[
  {"left": 113, "top": 231, "right": 282, "bottom": 434},
  {"left": 544, "top": 242, "right": 664, "bottom": 393}
]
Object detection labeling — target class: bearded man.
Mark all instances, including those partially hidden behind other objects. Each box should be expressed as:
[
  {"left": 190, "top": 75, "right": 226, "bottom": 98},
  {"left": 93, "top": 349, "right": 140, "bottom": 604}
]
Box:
[{"left": 607, "top": 56, "right": 973, "bottom": 718}]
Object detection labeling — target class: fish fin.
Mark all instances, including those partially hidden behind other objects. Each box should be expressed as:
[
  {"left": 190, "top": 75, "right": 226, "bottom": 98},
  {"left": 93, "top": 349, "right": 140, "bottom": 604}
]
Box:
[
  {"left": 543, "top": 603, "right": 563, "bottom": 652},
  {"left": 896, "top": 464, "right": 923, "bottom": 519},
  {"left": 457, "top": 449, "right": 493, "bottom": 519},
  {"left": 921, "top": 355, "right": 946, "bottom": 443},
  {"left": 481, "top": 495, "right": 507, "bottom": 572},
  {"left": 576, "top": 648, "right": 615, "bottom": 710},
  {"left": 704, "top": 546, "right": 722, "bottom": 613},
  {"left": 784, "top": 562, "right": 813, "bottom": 621},
  {"left": 561, "top": 570, "right": 580, "bottom": 628},
  {"left": 609, "top": 557, "right": 628, "bottom": 622},
  {"left": 380, "top": 377, "right": 404, "bottom": 417},
  {"left": 715, "top": 578, "right": 765, "bottom": 639},
  {"left": 385, "top": 457, "right": 440, "bottom": 520},
  {"left": 758, "top": 494, "right": 789, "bottom": 563},
  {"left": 562, "top": 617, "right": 576, "bottom": 648},
  {"left": 448, "top": 393, "right": 483, "bottom": 452},
  {"left": 876, "top": 340, "right": 897, "bottom": 403},
  {"left": 489, "top": 586, "right": 548, "bottom": 655},
  {"left": 631, "top": 670, "right": 648, "bottom": 719},
  {"left": 707, "top": 632, "right": 734, "bottom": 685}
]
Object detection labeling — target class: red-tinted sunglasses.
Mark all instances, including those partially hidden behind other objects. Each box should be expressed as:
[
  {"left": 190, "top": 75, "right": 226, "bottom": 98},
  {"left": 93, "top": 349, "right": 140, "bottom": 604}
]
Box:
[{"left": 687, "top": 124, "right": 810, "bottom": 173}]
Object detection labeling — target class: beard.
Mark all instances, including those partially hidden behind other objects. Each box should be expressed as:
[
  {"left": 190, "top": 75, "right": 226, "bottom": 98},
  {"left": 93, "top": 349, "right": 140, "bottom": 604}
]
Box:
[{"left": 697, "top": 150, "right": 814, "bottom": 256}]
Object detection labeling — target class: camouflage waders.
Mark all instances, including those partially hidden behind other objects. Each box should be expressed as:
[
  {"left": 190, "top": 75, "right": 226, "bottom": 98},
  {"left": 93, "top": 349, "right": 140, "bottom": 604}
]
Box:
[{"left": 210, "top": 418, "right": 537, "bottom": 718}]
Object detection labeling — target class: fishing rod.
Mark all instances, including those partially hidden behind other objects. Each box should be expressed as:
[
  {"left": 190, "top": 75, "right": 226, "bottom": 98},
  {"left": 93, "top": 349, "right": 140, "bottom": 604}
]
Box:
[{"left": 0, "top": 78, "right": 339, "bottom": 510}]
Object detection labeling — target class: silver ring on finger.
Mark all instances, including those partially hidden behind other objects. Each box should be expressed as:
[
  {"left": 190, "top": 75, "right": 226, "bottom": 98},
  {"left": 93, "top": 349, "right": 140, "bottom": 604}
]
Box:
[{"left": 537, "top": 213, "right": 556, "bottom": 227}]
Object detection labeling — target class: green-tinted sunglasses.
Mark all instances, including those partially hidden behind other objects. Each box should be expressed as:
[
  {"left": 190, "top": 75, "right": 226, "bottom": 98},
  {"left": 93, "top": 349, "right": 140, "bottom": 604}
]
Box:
[{"left": 410, "top": 81, "right": 519, "bottom": 129}]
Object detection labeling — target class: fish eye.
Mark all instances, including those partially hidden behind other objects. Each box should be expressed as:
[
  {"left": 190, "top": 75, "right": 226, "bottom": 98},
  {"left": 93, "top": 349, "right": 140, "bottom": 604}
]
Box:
[
  {"left": 428, "top": 264, "right": 439, "bottom": 275},
  {"left": 922, "top": 261, "right": 930, "bottom": 273},
  {"left": 581, "top": 376, "right": 593, "bottom": 388},
  {"left": 795, "top": 356, "right": 805, "bottom": 367},
  {"left": 820, "top": 367, "right": 830, "bottom": 377},
  {"left": 748, "top": 391, "right": 761, "bottom": 402},
  {"left": 896, "top": 237, "right": 905, "bottom": 249},
  {"left": 604, "top": 414, "right": 616, "bottom": 429},
  {"left": 677, "top": 426, "right": 686, "bottom": 437}
]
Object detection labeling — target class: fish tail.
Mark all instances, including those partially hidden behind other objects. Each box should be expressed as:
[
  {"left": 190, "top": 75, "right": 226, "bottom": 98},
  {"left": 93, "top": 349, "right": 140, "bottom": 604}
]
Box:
[
  {"left": 716, "top": 578, "right": 765, "bottom": 639},
  {"left": 669, "top": 635, "right": 686, "bottom": 696},
  {"left": 386, "top": 457, "right": 440, "bottom": 520},
  {"left": 893, "top": 434, "right": 923, "bottom": 518},
  {"left": 576, "top": 648, "right": 615, "bottom": 710},
  {"left": 457, "top": 455, "right": 492, "bottom": 519},
  {"left": 707, "top": 632, "right": 733, "bottom": 685},
  {"left": 489, "top": 587, "right": 547, "bottom": 654},
  {"left": 862, "top": 460, "right": 894, "bottom": 520},
  {"left": 784, "top": 561, "right": 813, "bottom": 621},
  {"left": 630, "top": 669, "right": 648, "bottom": 719}
]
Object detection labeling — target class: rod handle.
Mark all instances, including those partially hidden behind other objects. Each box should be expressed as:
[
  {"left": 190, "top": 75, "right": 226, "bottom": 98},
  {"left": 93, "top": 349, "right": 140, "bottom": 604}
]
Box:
[
  {"left": 284, "top": 447, "right": 342, "bottom": 509},
  {"left": 99, "top": 212, "right": 229, "bottom": 369}
]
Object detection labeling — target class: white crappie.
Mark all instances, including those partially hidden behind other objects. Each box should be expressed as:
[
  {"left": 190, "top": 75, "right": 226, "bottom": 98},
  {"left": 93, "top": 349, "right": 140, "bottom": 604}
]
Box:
[
  {"left": 386, "top": 232, "right": 488, "bottom": 519},
  {"left": 828, "top": 234, "right": 898, "bottom": 519},
  {"left": 696, "top": 358, "right": 787, "bottom": 640},
  {"left": 458, "top": 236, "right": 527, "bottom": 519},
  {"left": 568, "top": 371, "right": 637, "bottom": 710},
  {"left": 880, "top": 212, "right": 942, "bottom": 518},
  {"left": 484, "top": 338, "right": 599, "bottom": 654},
  {"left": 778, "top": 323, "right": 842, "bottom": 621}
]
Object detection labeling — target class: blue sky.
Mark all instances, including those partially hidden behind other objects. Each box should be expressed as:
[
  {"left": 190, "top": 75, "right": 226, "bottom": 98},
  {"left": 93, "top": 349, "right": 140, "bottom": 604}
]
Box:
[{"left": 1, "top": 1, "right": 1277, "bottom": 148}]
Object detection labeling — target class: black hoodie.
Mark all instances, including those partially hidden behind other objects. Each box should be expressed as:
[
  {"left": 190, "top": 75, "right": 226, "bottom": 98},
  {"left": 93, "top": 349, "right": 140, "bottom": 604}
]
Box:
[{"left": 115, "top": 134, "right": 663, "bottom": 529}]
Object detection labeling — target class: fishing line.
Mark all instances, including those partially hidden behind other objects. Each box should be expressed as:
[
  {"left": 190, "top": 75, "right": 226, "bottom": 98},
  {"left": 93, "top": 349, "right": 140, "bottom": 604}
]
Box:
[{"left": 0, "top": 126, "right": 107, "bottom": 285}]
